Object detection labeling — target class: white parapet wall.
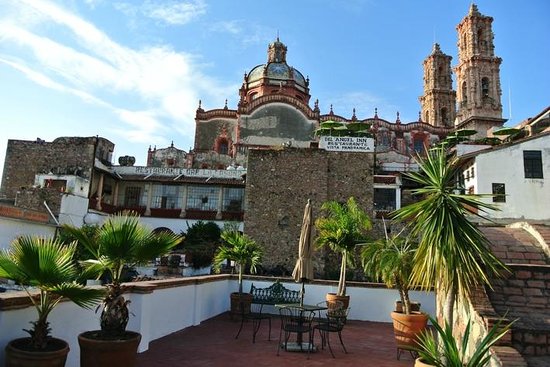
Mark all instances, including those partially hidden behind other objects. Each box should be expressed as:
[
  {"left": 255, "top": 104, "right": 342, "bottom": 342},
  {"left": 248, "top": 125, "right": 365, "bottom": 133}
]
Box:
[{"left": 0, "top": 275, "right": 434, "bottom": 367}]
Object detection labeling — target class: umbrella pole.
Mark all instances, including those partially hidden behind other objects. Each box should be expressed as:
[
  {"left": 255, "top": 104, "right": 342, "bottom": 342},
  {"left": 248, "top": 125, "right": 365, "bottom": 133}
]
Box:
[{"left": 300, "top": 281, "right": 305, "bottom": 307}]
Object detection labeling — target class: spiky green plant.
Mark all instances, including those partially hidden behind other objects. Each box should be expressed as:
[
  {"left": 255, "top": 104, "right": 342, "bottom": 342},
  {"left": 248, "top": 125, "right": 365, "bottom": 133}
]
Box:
[
  {"left": 415, "top": 315, "right": 513, "bottom": 367},
  {"left": 392, "top": 147, "right": 508, "bottom": 327},
  {"left": 212, "top": 230, "right": 262, "bottom": 294},
  {"left": 0, "top": 236, "right": 105, "bottom": 349},
  {"left": 361, "top": 225, "right": 418, "bottom": 314},
  {"left": 62, "top": 213, "right": 182, "bottom": 336},
  {"left": 315, "top": 197, "right": 372, "bottom": 296}
]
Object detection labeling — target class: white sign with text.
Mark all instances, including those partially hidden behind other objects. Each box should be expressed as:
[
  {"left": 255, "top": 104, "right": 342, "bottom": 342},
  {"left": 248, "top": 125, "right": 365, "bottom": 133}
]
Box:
[{"left": 319, "top": 136, "right": 374, "bottom": 152}]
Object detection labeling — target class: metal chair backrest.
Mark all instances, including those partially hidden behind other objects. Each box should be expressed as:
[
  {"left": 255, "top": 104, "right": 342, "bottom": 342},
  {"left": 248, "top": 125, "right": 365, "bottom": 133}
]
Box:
[{"left": 279, "top": 306, "right": 315, "bottom": 331}]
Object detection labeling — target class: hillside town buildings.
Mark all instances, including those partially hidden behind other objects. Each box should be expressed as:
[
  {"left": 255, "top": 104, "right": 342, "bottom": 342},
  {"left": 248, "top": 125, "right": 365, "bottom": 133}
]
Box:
[{"left": 0, "top": 4, "right": 549, "bottom": 365}]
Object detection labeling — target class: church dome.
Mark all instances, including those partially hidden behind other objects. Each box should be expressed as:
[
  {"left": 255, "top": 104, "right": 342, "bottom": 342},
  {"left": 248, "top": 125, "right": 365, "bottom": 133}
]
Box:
[{"left": 242, "top": 38, "right": 310, "bottom": 102}]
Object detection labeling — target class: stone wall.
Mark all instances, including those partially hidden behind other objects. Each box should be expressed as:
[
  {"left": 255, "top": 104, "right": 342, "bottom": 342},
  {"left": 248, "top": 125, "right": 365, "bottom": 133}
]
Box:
[
  {"left": 244, "top": 148, "right": 374, "bottom": 276},
  {"left": 15, "top": 187, "right": 63, "bottom": 216},
  {"left": 0, "top": 137, "right": 113, "bottom": 200}
]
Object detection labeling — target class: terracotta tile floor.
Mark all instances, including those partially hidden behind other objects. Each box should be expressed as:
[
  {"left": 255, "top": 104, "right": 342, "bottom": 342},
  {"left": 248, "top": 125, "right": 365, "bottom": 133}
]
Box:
[{"left": 136, "top": 312, "right": 417, "bottom": 367}]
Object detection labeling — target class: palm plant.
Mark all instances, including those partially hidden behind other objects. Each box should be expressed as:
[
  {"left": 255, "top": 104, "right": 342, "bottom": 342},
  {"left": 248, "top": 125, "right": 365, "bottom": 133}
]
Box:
[
  {"left": 392, "top": 147, "right": 508, "bottom": 327},
  {"left": 415, "top": 315, "right": 512, "bottom": 366},
  {"left": 361, "top": 225, "right": 418, "bottom": 314},
  {"left": 62, "top": 213, "right": 181, "bottom": 337},
  {"left": 212, "top": 229, "right": 262, "bottom": 294},
  {"left": 0, "top": 236, "right": 105, "bottom": 349},
  {"left": 315, "top": 197, "right": 372, "bottom": 297}
]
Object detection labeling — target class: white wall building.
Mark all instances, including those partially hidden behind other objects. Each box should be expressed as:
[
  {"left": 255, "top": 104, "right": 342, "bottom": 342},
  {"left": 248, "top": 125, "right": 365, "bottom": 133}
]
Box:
[{"left": 460, "top": 132, "right": 550, "bottom": 221}]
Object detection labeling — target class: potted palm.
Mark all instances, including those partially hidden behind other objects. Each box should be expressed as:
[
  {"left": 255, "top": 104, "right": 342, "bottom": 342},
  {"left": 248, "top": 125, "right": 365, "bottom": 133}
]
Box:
[
  {"left": 0, "top": 236, "right": 104, "bottom": 367},
  {"left": 361, "top": 226, "right": 428, "bottom": 352},
  {"left": 414, "top": 315, "right": 512, "bottom": 367},
  {"left": 62, "top": 213, "right": 181, "bottom": 367},
  {"left": 212, "top": 228, "right": 262, "bottom": 318},
  {"left": 392, "top": 147, "right": 508, "bottom": 328},
  {"left": 315, "top": 197, "right": 372, "bottom": 308}
]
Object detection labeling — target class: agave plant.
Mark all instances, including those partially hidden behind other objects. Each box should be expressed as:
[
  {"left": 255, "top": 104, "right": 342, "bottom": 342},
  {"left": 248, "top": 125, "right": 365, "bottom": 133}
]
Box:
[
  {"left": 315, "top": 197, "right": 372, "bottom": 296},
  {"left": 392, "top": 147, "right": 508, "bottom": 327},
  {"left": 212, "top": 229, "right": 262, "bottom": 294},
  {"left": 361, "top": 224, "right": 418, "bottom": 314},
  {"left": 0, "top": 236, "right": 105, "bottom": 349},
  {"left": 415, "top": 315, "right": 513, "bottom": 367},
  {"left": 62, "top": 213, "right": 182, "bottom": 337}
]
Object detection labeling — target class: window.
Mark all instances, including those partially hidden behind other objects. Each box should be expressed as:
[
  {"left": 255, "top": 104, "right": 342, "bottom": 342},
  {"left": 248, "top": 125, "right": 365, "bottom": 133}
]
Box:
[
  {"left": 524, "top": 150, "right": 543, "bottom": 178},
  {"left": 374, "top": 188, "right": 396, "bottom": 212},
  {"left": 492, "top": 183, "right": 506, "bottom": 203},
  {"left": 151, "top": 184, "right": 181, "bottom": 209},
  {"left": 222, "top": 187, "right": 244, "bottom": 212},
  {"left": 124, "top": 187, "right": 142, "bottom": 207},
  {"left": 441, "top": 108, "right": 448, "bottom": 125},
  {"left": 187, "top": 186, "right": 219, "bottom": 211},
  {"left": 462, "top": 82, "right": 468, "bottom": 104},
  {"left": 481, "top": 77, "right": 490, "bottom": 97},
  {"left": 413, "top": 139, "right": 424, "bottom": 153}
]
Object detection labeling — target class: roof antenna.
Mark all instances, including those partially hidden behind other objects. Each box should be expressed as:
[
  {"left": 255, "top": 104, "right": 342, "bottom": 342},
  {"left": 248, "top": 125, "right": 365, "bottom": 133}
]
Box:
[{"left": 276, "top": 30, "right": 280, "bottom": 41}]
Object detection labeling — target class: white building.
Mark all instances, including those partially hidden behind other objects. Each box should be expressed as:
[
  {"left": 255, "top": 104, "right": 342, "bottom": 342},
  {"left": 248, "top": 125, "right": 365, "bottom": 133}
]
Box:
[{"left": 459, "top": 131, "right": 550, "bottom": 221}]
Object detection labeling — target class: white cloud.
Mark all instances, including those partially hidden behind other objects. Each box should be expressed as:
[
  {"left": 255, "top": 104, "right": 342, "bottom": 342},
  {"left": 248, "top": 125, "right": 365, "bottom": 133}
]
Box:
[
  {"left": 0, "top": 0, "right": 232, "bottom": 147},
  {"left": 143, "top": 0, "right": 206, "bottom": 25},
  {"left": 209, "top": 20, "right": 243, "bottom": 35},
  {"left": 115, "top": 1, "right": 206, "bottom": 26}
]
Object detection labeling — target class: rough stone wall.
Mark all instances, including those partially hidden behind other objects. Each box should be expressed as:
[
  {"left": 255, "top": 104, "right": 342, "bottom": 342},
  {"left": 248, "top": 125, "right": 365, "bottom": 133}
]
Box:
[
  {"left": 15, "top": 187, "right": 62, "bottom": 215},
  {"left": 244, "top": 148, "right": 374, "bottom": 276},
  {"left": 0, "top": 137, "right": 105, "bottom": 200}
]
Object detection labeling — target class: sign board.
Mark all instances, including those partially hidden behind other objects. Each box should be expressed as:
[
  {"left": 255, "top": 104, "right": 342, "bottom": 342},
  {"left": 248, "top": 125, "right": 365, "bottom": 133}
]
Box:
[
  {"left": 319, "top": 136, "right": 374, "bottom": 152},
  {"left": 114, "top": 166, "right": 245, "bottom": 179}
]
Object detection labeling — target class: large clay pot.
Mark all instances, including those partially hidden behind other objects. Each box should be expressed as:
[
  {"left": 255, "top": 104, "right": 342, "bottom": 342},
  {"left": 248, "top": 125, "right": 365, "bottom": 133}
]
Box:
[
  {"left": 5, "top": 337, "right": 69, "bottom": 367},
  {"left": 415, "top": 357, "right": 436, "bottom": 366},
  {"left": 230, "top": 292, "right": 253, "bottom": 320},
  {"left": 390, "top": 311, "right": 429, "bottom": 350},
  {"left": 395, "top": 300, "right": 421, "bottom": 313},
  {"left": 78, "top": 331, "right": 141, "bottom": 367},
  {"left": 326, "top": 293, "right": 350, "bottom": 309}
]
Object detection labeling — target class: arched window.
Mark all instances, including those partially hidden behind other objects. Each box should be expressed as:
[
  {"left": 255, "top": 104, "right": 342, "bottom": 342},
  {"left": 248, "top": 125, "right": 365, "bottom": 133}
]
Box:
[
  {"left": 462, "top": 82, "right": 468, "bottom": 104},
  {"left": 215, "top": 137, "right": 229, "bottom": 155},
  {"left": 441, "top": 108, "right": 448, "bottom": 125},
  {"left": 481, "top": 77, "right": 490, "bottom": 97}
]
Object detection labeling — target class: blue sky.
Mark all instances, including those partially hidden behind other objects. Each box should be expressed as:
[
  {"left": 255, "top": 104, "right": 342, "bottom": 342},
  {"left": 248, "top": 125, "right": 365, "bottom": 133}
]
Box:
[{"left": 0, "top": 0, "right": 548, "bottom": 182}]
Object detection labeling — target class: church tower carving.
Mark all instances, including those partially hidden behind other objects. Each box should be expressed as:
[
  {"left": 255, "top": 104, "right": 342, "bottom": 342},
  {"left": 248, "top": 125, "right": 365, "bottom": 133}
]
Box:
[
  {"left": 420, "top": 43, "right": 456, "bottom": 127},
  {"left": 454, "top": 4, "right": 505, "bottom": 133}
]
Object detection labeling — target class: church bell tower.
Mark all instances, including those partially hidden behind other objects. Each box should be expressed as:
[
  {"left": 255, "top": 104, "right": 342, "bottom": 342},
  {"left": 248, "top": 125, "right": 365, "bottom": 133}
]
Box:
[
  {"left": 420, "top": 43, "right": 456, "bottom": 128},
  {"left": 454, "top": 4, "right": 505, "bottom": 134}
]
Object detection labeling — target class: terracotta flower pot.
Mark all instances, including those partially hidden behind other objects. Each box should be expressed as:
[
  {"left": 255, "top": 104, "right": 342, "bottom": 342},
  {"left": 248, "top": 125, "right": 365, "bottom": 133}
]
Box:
[
  {"left": 5, "top": 337, "right": 69, "bottom": 367},
  {"left": 78, "top": 331, "right": 141, "bottom": 367},
  {"left": 230, "top": 292, "right": 253, "bottom": 320},
  {"left": 415, "top": 357, "right": 436, "bottom": 366},
  {"left": 326, "top": 293, "right": 350, "bottom": 309},
  {"left": 390, "top": 311, "right": 428, "bottom": 350}
]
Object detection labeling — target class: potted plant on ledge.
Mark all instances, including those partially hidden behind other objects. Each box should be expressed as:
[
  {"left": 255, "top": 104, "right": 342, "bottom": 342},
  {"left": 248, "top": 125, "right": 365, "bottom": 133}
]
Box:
[
  {"left": 361, "top": 226, "right": 428, "bottom": 356},
  {"left": 62, "top": 213, "right": 181, "bottom": 367},
  {"left": 212, "top": 228, "right": 263, "bottom": 318},
  {"left": 315, "top": 197, "right": 372, "bottom": 309},
  {"left": 0, "top": 236, "right": 104, "bottom": 367}
]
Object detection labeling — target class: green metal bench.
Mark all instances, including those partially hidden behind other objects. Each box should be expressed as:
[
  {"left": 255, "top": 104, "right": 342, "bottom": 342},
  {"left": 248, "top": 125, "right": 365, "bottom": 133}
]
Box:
[{"left": 250, "top": 280, "right": 301, "bottom": 305}]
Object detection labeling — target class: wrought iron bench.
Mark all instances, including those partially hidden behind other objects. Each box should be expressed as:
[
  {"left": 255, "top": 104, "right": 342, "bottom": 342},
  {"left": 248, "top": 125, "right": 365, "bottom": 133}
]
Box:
[{"left": 250, "top": 280, "right": 301, "bottom": 305}]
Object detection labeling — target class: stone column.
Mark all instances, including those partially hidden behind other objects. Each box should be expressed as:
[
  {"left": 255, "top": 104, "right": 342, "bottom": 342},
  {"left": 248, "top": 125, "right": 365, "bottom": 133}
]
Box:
[
  {"left": 95, "top": 173, "right": 104, "bottom": 211},
  {"left": 145, "top": 182, "right": 153, "bottom": 216},
  {"left": 113, "top": 181, "right": 119, "bottom": 206},
  {"left": 216, "top": 186, "right": 223, "bottom": 220},
  {"left": 179, "top": 185, "right": 188, "bottom": 218}
]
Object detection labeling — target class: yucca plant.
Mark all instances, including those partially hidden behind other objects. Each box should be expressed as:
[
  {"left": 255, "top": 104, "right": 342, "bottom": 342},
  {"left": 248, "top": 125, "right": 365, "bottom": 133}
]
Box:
[
  {"left": 212, "top": 229, "right": 262, "bottom": 294},
  {"left": 0, "top": 236, "right": 105, "bottom": 349},
  {"left": 62, "top": 213, "right": 182, "bottom": 337},
  {"left": 415, "top": 315, "right": 512, "bottom": 366},
  {"left": 315, "top": 197, "right": 372, "bottom": 296},
  {"left": 361, "top": 225, "right": 418, "bottom": 314},
  {"left": 392, "top": 147, "right": 508, "bottom": 327}
]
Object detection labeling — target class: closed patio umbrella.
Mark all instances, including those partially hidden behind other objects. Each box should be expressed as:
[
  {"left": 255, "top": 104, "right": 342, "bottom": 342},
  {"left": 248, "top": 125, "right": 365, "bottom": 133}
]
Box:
[{"left": 292, "top": 199, "right": 314, "bottom": 306}]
